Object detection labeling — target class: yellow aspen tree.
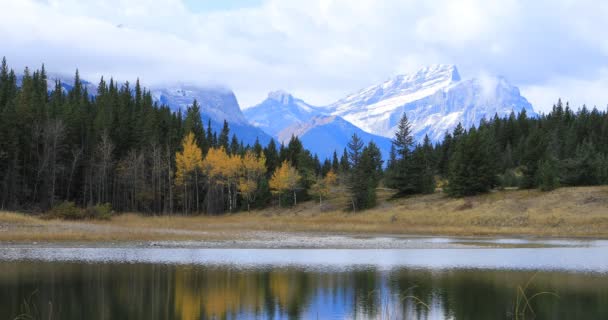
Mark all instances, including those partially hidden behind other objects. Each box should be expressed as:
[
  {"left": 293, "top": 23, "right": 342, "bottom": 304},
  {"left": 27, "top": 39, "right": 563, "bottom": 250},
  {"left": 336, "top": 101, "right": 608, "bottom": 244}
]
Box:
[
  {"left": 310, "top": 170, "right": 338, "bottom": 207},
  {"left": 175, "top": 132, "right": 203, "bottom": 214},
  {"left": 225, "top": 154, "right": 241, "bottom": 213},
  {"left": 238, "top": 151, "right": 267, "bottom": 211},
  {"left": 202, "top": 147, "right": 228, "bottom": 213},
  {"left": 202, "top": 147, "right": 241, "bottom": 213},
  {"left": 269, "top": 160, "right": 301, "bottom": 207}
]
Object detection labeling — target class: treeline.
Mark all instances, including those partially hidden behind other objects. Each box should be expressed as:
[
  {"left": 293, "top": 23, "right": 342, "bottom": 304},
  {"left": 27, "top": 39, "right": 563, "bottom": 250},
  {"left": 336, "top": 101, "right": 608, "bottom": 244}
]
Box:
[
  {"left": 2, "top": 58, "right": 608, "bottom": 216},
  {"left": 384, "top": 100, "right": 608, "bottom": 197},
  {"left": 0, "top": 59, "right": 346, "bottom": 214}
]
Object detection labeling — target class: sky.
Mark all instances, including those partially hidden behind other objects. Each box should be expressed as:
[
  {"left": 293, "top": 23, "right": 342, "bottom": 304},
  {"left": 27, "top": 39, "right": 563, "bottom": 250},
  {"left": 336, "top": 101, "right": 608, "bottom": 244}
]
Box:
[{"left": 1, "top": 0, "right": 608, "bottom": 112}]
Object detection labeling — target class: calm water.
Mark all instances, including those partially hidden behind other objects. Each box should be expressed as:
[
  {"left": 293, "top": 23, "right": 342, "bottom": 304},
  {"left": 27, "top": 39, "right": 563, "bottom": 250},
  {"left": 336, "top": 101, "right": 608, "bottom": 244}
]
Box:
[{"left": 1, "top": 239, "right": 608, "bottom": 319}]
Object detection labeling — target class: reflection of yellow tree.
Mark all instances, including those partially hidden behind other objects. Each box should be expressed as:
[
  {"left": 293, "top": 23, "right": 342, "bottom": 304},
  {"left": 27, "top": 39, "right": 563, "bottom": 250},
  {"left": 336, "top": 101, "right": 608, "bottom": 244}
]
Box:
[
  {"left": 173, "top": 267, "right": 267, "bottom": 320},
  {"left": 174, "top": 267, "right": 202, "bottom": 320},
  {"left": 270, "top": 271, "right": 294, "bottom": 308}
]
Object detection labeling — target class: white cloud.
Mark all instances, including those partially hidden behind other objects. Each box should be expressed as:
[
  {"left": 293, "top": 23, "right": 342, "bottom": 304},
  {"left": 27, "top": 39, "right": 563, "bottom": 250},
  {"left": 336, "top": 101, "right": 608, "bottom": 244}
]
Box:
[
  {"left": 522, "top": 69, "right": 608, "bottom": 113},
  {"left": 1, "top": 0, "right": 607, "bottom": 110}
]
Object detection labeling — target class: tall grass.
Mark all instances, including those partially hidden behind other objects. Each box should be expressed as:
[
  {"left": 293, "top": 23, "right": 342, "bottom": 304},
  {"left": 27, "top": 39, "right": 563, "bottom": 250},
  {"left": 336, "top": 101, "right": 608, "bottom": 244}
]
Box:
[
  {"left": 511, "top": 273, "right": 559, "bottom": 320},
  {"left": 13, "top": 290, "right": 55, "bottom": 320}
]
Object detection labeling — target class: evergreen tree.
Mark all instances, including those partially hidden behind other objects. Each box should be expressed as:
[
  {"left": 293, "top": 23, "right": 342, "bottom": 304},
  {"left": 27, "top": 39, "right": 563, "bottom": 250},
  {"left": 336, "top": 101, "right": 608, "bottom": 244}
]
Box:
[
  {"left": 346, "top": 137, "right": 383, "bottom": 212},
  {"left": 386, "top": 113, "right": 418, "bottom": 195},
  {"left": 183, "top": 100, "right": 206, "bottom": 151},
  {"left": 538, "top": 157, "right": 560, "bottom": 191},
  {"left": 340, "top": 148, "right": 350, "bottom": 173},
  {"left": 332, "top": 151, "right": 340, "bottom": 172},
  {"left": 229, "top": 134, "right": 240, "bottom": 155},
  {"left": 218, "top": 120, "right": 230, "bottom": 150},
  {"left": 446, "top": 128, "right": 497, "bottom": 197},
  {"left": 253, "top": 137, "right": 263, "bottom": 158},
  {"left": 264, "top": 139, "right": 279, "bottom": 175}
]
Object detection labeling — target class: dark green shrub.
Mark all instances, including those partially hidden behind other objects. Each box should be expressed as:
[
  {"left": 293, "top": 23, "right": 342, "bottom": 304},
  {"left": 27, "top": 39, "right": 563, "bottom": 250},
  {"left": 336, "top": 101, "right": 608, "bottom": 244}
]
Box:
[
  {"left": 85, "top": 203, "right": 113, "bottom": 220},
  {"left": 48, "top": 201, "right": 84, "bottom": 220}
]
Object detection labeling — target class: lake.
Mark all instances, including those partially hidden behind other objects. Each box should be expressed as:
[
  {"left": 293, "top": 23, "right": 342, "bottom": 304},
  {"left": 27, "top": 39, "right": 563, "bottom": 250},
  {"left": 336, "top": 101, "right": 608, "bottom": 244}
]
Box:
[{"left": 1, "top": 238, "right": 608, "bottom": 319}]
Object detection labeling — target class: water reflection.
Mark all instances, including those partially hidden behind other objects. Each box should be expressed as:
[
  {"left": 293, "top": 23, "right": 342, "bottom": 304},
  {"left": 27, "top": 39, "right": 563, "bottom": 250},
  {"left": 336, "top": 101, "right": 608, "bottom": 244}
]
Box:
[{"left": 2, "top": 261, "right": 608, "bottom": 319}]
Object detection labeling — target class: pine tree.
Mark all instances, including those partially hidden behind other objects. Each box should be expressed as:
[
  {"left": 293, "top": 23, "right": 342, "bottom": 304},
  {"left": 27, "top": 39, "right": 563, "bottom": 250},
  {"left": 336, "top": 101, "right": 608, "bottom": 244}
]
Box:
[
  {"left": 340, "top": 148, "right": 350, "bottom": 173},
  {"left": 446, "top": 128, "right": 497, "bottom": 197},
  {"left": 264, "top": 139, "right": 279, "bottom": 175},
  {"left": 230, "top": 134, "right": 240, "bottom": 155},
  {"left": 347, "top": 140, "right": 383, "bottom": 212},
  {"left": 332, "top": 151, "right": 340, "bottom": 173},
  {"left": 253, "top": 137, "right": 263, "bottom": 158},
  {"left": 218, "top": 120, "right": 230, "bottom": 150},
  {"left": 387, "top": 113, "right": 417, "bottom": 195},
  {"left": 538, "top": 157, "right": 560, "bottom": 191},
  {"left": 183, "top": 100, "right": 206, "bottom": 152}
]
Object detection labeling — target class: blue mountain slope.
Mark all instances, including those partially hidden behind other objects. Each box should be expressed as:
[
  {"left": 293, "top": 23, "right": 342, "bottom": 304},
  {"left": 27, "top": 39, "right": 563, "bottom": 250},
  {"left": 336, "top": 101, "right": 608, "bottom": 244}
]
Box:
[{"left": 278, "top": 115, "right": 392, "bottom": 162}]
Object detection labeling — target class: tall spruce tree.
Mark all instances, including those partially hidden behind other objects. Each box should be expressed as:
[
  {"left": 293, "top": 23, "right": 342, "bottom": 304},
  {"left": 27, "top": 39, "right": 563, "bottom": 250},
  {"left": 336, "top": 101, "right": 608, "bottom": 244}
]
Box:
[{"left": 446, "top": 128, "right": 497, "bottom": 197}]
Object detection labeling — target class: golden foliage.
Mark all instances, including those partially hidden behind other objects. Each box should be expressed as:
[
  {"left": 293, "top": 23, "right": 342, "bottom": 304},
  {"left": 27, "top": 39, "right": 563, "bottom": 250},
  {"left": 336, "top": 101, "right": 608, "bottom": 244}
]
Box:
[
  {"left": 310, "top": 170, "right": 338, "bottom": 201},
  {"left": 175, "top": 132, "right": 203, "bottom": 185},
  {"left": 202, "top": 147, "right": 239, "bottom": 184},
  {"left": 238, "top": 151, "right": 267, "bottom": 206},
  {"left": 269, "top": 161, "right": 301, "bottom": 194}
]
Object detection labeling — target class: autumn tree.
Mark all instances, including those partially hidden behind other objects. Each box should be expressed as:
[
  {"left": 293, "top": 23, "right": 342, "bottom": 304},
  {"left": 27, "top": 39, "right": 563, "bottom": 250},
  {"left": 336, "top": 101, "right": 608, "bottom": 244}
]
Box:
[
  {"left": 202, "top": 147, "right": 240, "bottom": 213},
  {"left": 269, "top": 160, "right": 301, "bottom": 207},
  {"left": 175, "top": 132, "right": 203, "bottom": 214},
  {"left": 310, "top": 170, "right": 338, "bottom": 207},
  {"left": 238, "top": 150, "right": 267, "bottom": 211}
]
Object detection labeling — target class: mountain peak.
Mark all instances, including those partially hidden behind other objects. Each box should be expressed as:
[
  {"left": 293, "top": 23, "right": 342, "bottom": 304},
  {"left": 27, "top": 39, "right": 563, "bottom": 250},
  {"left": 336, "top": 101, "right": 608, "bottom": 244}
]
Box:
[
  {"left": 267, "top": 90, "right": 293, "bottom": 104},
  {"left": 391, "top": 64, "right": 460, "bottom": 86}
]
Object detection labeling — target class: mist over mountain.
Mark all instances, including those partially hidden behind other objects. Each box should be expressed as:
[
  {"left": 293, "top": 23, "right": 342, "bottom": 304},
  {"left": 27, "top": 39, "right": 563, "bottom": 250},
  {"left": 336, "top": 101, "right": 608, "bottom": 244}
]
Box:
[
  {"left": 244, "top": 64, "right": 536, "bottom": 159},
  {"left": 37, "top": 64, "right": 536, "bottom": 157},
  {"left": 321, "top": 64, "right": 536, "bottom": 141}
]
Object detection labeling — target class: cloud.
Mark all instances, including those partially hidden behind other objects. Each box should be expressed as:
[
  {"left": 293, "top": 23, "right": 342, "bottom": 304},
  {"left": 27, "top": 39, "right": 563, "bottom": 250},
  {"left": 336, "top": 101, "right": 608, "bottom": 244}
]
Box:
[
  {"left": 1, "top": 0, "right": 607, "bottom": 111},
  {"left": 522, "top": 68, "right": 608, "bottom": 113}
]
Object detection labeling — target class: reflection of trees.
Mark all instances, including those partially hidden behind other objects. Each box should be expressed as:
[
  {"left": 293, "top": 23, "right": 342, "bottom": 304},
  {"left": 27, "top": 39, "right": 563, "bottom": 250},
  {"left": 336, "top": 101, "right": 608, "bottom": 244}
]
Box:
[
  {"left": 3, "top": 262, "right": 608, "bottom": 320},
  {"left": 173, "top": 267, "right": 317, "bottom": 320},
  {"left": 388, "top": 269, "right": 608, "bottom": 319}
]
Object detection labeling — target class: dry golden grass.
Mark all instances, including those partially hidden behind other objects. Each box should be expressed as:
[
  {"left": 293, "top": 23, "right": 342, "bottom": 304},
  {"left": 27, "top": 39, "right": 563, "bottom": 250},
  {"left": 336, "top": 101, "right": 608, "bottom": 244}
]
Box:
[{"left": 1, "top": 186, "right": 608, "bottom": 242}]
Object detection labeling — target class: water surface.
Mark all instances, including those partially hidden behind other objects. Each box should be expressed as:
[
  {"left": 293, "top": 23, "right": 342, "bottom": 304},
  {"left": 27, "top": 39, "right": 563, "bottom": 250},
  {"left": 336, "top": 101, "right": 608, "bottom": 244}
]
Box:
[{"left": 1, "top": 238, "right": 607, "bottom": 319}]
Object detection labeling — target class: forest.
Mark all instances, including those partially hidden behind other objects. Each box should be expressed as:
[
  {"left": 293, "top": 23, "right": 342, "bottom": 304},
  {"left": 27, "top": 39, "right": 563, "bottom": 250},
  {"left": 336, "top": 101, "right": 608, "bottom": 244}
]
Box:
[{"left": 1, "top": 58, "right": 608, "bottom": 216}]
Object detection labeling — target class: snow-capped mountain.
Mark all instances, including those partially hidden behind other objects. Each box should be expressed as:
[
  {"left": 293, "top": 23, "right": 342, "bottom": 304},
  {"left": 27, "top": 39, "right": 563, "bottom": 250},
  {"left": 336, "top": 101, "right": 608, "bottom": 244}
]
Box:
[
  {"left": 278, "top": 115, "right": 392, "bottom": 161},
  {"left": 244, "top": 90, "right": 321, "bottom": 137},
  {"left": 322, "top": 64, "right": 536, "bottom": 141}
]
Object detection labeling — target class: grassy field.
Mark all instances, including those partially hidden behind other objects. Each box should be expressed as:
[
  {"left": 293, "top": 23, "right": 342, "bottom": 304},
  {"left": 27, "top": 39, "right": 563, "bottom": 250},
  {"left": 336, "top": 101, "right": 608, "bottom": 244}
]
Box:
[{"left": 1, "top": 186, "right": 608, "bottom": 242}]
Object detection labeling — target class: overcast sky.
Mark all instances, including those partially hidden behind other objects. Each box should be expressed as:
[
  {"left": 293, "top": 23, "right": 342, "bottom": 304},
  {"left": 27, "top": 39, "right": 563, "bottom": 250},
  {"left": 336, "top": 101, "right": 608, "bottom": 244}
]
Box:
[{"left": 2, "top": 0, "right": 608, "bottom": 112}]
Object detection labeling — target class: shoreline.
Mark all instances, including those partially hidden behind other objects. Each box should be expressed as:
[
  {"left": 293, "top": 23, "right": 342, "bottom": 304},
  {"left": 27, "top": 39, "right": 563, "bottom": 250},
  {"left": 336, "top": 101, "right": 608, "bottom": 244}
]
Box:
[
  {"left": 2, "top": 186, "right": 608, "bottom": 246},
  {"left": 0, "top": 230, "right": 603, "bottom": 250}
]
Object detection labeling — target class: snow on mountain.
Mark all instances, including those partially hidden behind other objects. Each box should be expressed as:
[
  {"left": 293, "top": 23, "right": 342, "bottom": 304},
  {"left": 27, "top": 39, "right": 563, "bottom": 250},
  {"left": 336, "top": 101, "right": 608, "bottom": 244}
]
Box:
[
  {"left": 151, "top": 85, "right": 271, "bottom": 145},
  {"left": 243, "top": 90, "right": 321, "bottom": 137},
  {"left": 152, "top": 85, "right": 249, "bottom": 125},
  {"left": 37, "top": 73, "right": 271, "bottom": 145},
  {"left": 322, "top": 64, "right": 537, "bottom": 141},
  {"left": 278, "top": 115, "right": 392, "bottom": 161}
]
